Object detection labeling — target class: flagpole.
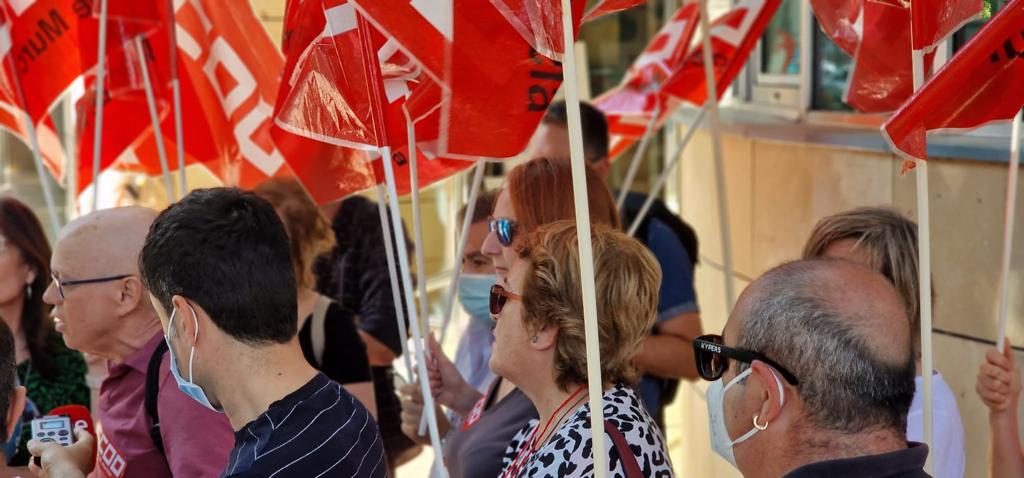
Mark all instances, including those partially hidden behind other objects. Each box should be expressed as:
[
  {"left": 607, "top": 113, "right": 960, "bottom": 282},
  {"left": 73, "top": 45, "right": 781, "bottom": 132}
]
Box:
[
  {"left": 407, "top": 119, "right": 434, "bottom": 439},
  {"left": 379, "top": 147, "right": 448, "bottom": 477},
  {"left": 439, "top": 161, "right": 487, "bottom": 344},
  {"left": 167, "top": 0, "right": 186, "bottom": 198},
  {"left": 559, "top": 1, "right": 608, "bottom": 477},
  {"left": 627, "top": 104, "right": 708, "bottom": 236},
  {"left": 91, "top": 0, "right": 109, "bottom": 211},
  {"left": 698, "top": 0, "right": 736, "bottom": 311},
  {"left": 997, "top": 109, "right": 1023, "bottom": 353},
  {"left": 910, "top": 45, "right": 934, "bottom": 475},
  {"left": 2, "top": 49, "right": 61, "bottom": 233},
  {"left": 373, "top": 184, "right": 416, "bottom": 384},
  {"left": 616, "top": 103, "right": 662, "bottom": 210},
  {"left": 134, "top": 36, "right": 176, "bottom": 202}
]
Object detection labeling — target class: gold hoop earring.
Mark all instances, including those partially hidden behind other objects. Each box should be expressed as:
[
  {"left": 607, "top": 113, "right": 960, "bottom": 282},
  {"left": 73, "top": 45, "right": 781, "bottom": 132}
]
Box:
[{"left": 753, "top": 414, "right": 768, "bottom": 430}]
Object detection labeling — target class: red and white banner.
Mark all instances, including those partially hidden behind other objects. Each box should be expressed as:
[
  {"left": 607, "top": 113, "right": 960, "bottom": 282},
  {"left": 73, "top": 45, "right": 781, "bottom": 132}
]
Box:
[
  {"left": 488, "top": 0, "right": 585, "bottom": 61},
  {"left": 662, "top": 0, "right": 781, "bottom": 107},
  {"left": 0, "top": 102, "right": 64, "bottom": 178},
  {"left": 911, "top": 0, "right": 983, "bottom": 53},
  {"left": 595, "top": 1, "right": 698, "bottom": 159},
  {"left": 882, "top": 0, "right": 1024, "bottom": 166}
]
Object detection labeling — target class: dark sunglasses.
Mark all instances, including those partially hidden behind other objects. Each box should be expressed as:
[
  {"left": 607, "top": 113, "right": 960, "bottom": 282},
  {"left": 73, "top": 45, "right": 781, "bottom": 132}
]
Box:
[
  {"left": 692, "top": 334, "right": 800, "bottom": 386},
  {"left": 489, "top": 284, "right": 522, "bottom": 315},
  {"left": 488, "top": 217, "right": 517, "bottom": 247}
]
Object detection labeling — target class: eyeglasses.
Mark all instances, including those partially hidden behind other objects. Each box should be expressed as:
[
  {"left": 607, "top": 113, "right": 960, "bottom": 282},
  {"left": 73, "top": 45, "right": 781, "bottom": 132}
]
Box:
[
  {"left": 489, "top": 284, "right": 522, "bottom": 316},
  {"left": 488, "top": 217, "right": 517, "bottom": 247},
  {"left": 51, "top": 272, "right": 133, "bottom": 301},
  {"left": 692, "top": 334, "right": 800, "bottom": 386}
]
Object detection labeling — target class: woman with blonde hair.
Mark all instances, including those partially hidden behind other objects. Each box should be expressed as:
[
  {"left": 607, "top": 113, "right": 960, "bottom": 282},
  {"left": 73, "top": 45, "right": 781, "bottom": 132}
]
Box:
[
  {"left": 803, "top": 207, "right": 964, "bottom": 478},
  {"left": 495, "top": 221, "right": 670, "bottom": 477},
  {"left": 254, "top": 178, "right": 375, "bottom": 416}
]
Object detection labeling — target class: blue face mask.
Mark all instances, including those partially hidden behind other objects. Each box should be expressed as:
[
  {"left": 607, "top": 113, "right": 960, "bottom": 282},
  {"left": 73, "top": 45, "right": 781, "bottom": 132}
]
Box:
[
  {"left": 458, "top": 273, "right": 495, "bottom": 329},
  {"left": 165, "top": 304, "right": 222, "bottom": 413}
]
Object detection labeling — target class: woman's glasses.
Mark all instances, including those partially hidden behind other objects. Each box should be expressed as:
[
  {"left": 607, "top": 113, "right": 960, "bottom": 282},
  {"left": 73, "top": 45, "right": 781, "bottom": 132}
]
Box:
[
  {"left": 488, "top": 218, "right": 517, "bottom": 247},
  {"left": 692, "top": 334, "right": 800, "bottom": 386},
  {"left": 489, "top": 284, "right": 522, "bottom": 315}
]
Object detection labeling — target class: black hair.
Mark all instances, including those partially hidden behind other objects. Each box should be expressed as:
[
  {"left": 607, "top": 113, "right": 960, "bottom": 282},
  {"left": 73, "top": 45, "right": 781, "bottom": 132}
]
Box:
[
  {"left": 542, "top": 100, "right": 610, "bottom": 163},
  {"left": 140, "top": 188, "right": 297, "bottom": 344},
  {"left": 0, "top": 320, "right": 15, "bottom": 442}
]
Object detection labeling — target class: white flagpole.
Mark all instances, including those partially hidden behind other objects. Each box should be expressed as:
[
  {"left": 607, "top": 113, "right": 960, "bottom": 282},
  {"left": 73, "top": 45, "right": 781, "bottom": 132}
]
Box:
[
  {"left": 910, "top": 45, "right": 934, "bottom": 475},
  {"left": 379, "top": 147, "right": 448, "bottom": 477},
  {"left": 616, "top": 104, "right": 662, "bottom": 210},
  {"left": 373, "top": 184, "right": 416, "bottom": 384},
  {"left": 559, "top": 1, "right": 608, "bottom": 477},
  {"left": 2, "top": 48, "right": 61, "bottom": 233},
  {"left": 92, "top": 0, "right": 109, "bottom": 211},
  {"left": 698, "top": 0, "right": 736, "bottom": 311},
  {"left": 438, "top": 161, "right": 487, "bottom": 344},
  {"left": 997, "top": 110, "right": 1023, "bottom": 353},
  {"left": 627, "top": 104, "right": 708, "bottom": 236},
  {"left": 134, "top": 36, "right": 176, "bottom": 202},
  {"left": 168, "top": 0, "right": 186, "bottom": 198}
]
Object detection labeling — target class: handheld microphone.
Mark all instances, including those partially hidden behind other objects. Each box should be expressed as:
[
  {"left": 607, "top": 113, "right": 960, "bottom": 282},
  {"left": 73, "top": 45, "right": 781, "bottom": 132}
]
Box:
[{"left": 47, "top": 405, "right": 94, "bottom": 438}]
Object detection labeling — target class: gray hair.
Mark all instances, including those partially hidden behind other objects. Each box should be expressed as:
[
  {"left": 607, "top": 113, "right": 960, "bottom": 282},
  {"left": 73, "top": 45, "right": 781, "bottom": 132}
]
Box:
[{"left": 737, "top": 260, "right": 916, "bottom": 435}]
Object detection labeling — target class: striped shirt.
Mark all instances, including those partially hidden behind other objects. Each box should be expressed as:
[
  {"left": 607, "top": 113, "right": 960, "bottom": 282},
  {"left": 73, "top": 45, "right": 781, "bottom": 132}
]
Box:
[{"left": 222, "top": 373, "right": 386, "bottom": 478}]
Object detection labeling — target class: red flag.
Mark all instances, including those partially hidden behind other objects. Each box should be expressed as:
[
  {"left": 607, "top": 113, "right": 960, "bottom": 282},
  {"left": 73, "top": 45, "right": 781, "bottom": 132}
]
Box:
[
  {"left": 583, "top": 0, "right": 646, "bottom": 24},
  {"left": 488, "top": 0, "right": 586, "bottom": 60},
  {"left": 595, "top": 1, "right": 699, "bottom": 159},
  {"left": 0, "top": 102, "right": 64, "bottom": 178},
  {"left": 662, "top": 0, "right": 781, "bottom": 107},
  {"left": 103, "top": 0, "right": 288, "bottom": 192},
  {"left": 810, "top": 0, "right": 981, "bottom": 112},
  {"left": 353, "top": 0, "right": 581, "bottom": 160},
  {"left": 912, "top": 0, "right": 983, "bottom": 52},
  {"left": 0, "top": 0, "right": 91, "bottom": 123},
  {"left": 273, "top": 0, "right": 471, "bottom": 202},
  {"left": 882, "top": 0, "right": 1024, "bottom": 167}
]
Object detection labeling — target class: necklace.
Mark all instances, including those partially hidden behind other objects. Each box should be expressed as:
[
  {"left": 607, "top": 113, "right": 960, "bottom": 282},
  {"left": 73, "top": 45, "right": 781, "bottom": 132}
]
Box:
[{"left": 501, "top": 385, "right": 587, "bottom": 478}]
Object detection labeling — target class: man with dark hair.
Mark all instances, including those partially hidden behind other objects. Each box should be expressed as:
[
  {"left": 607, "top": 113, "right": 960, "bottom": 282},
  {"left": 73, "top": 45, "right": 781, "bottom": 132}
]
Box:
[
  {"left": 530, "top": 100, "right": 703, "bottom": 430},
  {"left": 139, "top": 188, "right": 385, "bottom": 477},
  {"left": 696, "top": 259, "right": 925, "bottom": 477},
  {"left": 0, "top": 320, "right": 26, "bottom": 465}
]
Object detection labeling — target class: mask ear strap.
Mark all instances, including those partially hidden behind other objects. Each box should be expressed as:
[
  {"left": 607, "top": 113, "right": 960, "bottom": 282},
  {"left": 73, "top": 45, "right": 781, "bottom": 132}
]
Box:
[
  {"left": 731, "top": 367, "right": 786, "bottom": 447},
  {"left": 185, "top": 303, "right": 200, "bottom": 384},
  {"left": 772, "top": 369, "right": 785, "bottom": 407}
]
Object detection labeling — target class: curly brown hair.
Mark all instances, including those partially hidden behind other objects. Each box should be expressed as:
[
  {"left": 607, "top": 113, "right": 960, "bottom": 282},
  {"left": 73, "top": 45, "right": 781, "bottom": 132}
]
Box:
[{"left": 516, "top": 221, "right": 661, "bottom": 391}]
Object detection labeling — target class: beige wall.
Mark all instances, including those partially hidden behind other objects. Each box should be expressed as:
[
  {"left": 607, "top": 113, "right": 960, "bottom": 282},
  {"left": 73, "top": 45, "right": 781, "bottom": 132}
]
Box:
[{"left": 666, "top": 124, "right": 1024, "bottom": 477}]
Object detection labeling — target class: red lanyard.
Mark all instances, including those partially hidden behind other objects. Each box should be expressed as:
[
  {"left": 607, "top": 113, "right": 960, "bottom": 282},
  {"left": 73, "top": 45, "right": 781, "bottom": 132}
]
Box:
[{"left": 501, "top": 385, "right": 587, "bottom": 478}]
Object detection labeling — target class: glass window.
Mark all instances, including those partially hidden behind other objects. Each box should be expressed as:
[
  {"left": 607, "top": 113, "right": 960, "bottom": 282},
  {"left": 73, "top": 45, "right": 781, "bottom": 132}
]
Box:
[
  {"left": 810, "top": 19, "right": 853, "bottom": 111},
  {"left": 760, "top": 0, "right": 802, "bottom": 75}
]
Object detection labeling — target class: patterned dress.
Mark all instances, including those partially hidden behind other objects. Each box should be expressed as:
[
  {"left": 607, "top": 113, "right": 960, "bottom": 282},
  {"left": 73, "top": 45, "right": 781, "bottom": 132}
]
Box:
[
  {"left": 8, "top": 334, "right": 90, "bottom": 466},
  {"left": 501, "top": 384, "right": 674, "bottom": 478}
]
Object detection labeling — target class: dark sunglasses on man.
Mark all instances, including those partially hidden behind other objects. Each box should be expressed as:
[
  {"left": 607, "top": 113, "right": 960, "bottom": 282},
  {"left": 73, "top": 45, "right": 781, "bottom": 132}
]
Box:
[
  {"left": 488, "top": 217, "right": 517, "bottom": 247},
  {"left": 692, "top": 334, "right": 800, "bottom": 386}
]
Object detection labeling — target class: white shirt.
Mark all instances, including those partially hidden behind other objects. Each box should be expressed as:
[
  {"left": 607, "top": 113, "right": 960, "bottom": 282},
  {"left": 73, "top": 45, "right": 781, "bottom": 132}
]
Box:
[{"left": 907, "top": 372, "right": 965, "bottom": 478}]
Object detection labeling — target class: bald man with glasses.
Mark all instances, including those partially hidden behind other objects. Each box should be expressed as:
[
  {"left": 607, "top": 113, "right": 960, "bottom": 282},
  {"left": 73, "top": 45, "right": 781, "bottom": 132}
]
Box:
[{"left": 32, "top": 207, "right": 233, "bottom": 478}]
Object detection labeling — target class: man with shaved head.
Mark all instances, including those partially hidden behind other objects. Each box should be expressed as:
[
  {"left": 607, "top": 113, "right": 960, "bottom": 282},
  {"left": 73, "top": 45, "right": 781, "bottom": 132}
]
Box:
[
  {"left": 693, "top": 259, "right": 927, "bottom": 477},
  {"left": 30, "top": 207, "right": 233, "bottom": 478}
]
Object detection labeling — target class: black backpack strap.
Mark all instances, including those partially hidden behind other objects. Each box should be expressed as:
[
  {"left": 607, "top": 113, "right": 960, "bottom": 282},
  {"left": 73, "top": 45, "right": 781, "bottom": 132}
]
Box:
[{"left": 146, "top": 340, "right": 169, "bottom": 454}]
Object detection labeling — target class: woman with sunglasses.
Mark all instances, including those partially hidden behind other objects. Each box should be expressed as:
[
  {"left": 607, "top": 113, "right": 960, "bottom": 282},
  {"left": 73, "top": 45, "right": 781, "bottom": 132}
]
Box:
[
  {"left": 0, "top": 198, "right": 88, "bottom": 465},
  {"left": 400, "top": 157, "right": 621, "bottom": 478},
  {"left": 494, "top": 221, "right": 670, "bottom": 477}
]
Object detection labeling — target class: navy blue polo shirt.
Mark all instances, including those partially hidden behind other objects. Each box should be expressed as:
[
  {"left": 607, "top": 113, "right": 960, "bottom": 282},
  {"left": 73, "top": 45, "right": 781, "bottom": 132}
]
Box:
[{"left": 222, "top": 373, "right": 386, "bottom": 478}]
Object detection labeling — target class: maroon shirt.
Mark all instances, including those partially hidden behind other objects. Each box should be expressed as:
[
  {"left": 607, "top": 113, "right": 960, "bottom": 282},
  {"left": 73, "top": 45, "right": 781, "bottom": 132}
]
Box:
[{"left": 91, "top": 334, "right": 233, "bottom": 478}]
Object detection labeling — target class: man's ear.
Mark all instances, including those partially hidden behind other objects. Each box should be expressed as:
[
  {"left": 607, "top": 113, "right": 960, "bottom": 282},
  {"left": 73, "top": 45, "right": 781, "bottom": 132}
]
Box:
[
  {"left": 750, "top": 360, "right": 787, "bottom": 427},
  {"left": 592, "top": 157, "right": 611, "bottom": 178},
  {"left": 6, "top": 385, "right": 26, "bottom": 443},
  {"left": 116, "top": 277, "right": 145, "bottom": 315},
  {"left": 530, "top": 325, "right": 559, "bottom": 352}
]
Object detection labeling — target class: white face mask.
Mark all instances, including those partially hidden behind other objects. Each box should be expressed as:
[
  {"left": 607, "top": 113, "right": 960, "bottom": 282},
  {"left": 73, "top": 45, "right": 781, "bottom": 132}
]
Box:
[{"left": 705, "top": 367, "right": 785, "bottom": 467}]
